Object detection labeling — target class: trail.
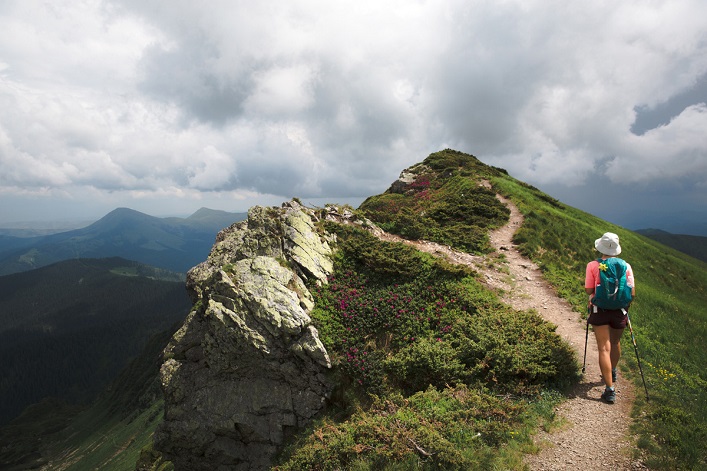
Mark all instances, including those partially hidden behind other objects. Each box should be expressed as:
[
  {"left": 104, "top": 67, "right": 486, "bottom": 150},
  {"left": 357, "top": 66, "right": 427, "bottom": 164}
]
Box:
[{"left": 371, "top": 192, "right": 644, "bottom": 469}]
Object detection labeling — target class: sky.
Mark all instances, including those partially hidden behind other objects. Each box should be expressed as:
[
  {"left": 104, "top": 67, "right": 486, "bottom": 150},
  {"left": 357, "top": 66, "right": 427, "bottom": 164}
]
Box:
[{"left": 1, "top": 1, "right": 706, "bottom": 235}]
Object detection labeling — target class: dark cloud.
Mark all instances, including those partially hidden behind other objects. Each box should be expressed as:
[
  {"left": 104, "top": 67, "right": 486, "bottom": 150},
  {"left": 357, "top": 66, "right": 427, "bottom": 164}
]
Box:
[
  {"left": 540, "top": 174, "right": 707, "bottom": 236},
  {"left": 631, "top": 73, "right": 707, "bottom": 135},
  {"left": 0, "top": 0, "right": 706, "bottom": 234},
  {"left": 138, "top": 42, "right": 253, "bottom": 126}
]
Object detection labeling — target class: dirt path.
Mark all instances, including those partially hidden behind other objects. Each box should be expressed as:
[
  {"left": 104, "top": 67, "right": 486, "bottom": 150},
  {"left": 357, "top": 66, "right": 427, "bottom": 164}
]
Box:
[{"left": 373, "top": 193, "right": 643, "bottom": 469}]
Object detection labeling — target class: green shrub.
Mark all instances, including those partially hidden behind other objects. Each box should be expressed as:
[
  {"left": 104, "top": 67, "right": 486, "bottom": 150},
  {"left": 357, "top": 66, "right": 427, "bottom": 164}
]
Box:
[
  {"left": 359, "top": 151, "right": 509, "bottom": 254},
  {"left": 299, "top": 213, "right": 579, "bottom": 468},
  {"left": 276, "top": 386, "right": 532, "bottom": 471},
  {"left": 384, "top": 338, "right": 467, "bottom": 394}
]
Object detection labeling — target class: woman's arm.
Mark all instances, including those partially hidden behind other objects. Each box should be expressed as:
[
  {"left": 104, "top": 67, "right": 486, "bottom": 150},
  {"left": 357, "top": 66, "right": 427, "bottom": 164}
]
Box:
[{"left": 585, "top": 261, "right": 597, "bottom": 297}]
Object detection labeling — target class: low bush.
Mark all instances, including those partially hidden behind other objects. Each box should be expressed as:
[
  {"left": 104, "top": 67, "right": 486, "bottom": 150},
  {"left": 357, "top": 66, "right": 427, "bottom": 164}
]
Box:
[
  {"left": 288, "top": 204, "right": 579, "bottom": 468},
  {"left": 276, "top": 386, "right": 534, "bottom": 471},
  {"left": 359, "top": 150, "right": 510, "bottom": 254}
]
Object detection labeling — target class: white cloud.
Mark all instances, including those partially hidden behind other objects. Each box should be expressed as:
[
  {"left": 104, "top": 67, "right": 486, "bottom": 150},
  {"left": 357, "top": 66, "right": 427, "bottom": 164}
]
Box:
[
  {"left": 0, "top": 0, "right": 706, "bottom": 225},
  {"left": 243, "top": 65, "right": 317, "bottom": 117},
  {"left": 612, "top": 104, "right": 707, "bottom": 183},
  {"left": 187, "top": 145, "right": 236, "bottom": 190}
]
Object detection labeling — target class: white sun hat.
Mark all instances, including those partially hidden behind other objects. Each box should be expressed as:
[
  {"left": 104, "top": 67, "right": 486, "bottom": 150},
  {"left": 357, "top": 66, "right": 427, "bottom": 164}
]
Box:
[{"left": 595, "top": 232, "right": 622, "bottom": 256}]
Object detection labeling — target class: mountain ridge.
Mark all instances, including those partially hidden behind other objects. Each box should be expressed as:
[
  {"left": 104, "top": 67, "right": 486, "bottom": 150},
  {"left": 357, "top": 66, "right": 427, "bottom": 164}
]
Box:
[
  {"left": 0, "top": 207, "right": 247, "bottom": 275},
  {"left": 1, "top": 149, "right": 704, "bottom": 470},
  {"left": 634, "top": 228, "right": 707, "bottom": 262}
]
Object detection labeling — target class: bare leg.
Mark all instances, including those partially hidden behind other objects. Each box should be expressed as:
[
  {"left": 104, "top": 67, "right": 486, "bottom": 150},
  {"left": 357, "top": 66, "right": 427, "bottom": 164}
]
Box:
[
  {"left": 609, "top": 327, "right": 624, "bottom": 370},
  {"left": 593, "top": 325, "right": 613, "bottom": 388}
]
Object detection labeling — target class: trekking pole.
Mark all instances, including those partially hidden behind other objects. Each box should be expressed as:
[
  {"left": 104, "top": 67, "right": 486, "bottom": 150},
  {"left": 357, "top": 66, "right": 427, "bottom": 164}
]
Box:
[
  {"left": 582, "top": 304, "right": 590, "bottom": 374},
  {"left": 624, "top": 309, "right": 650, "bottom": 401}
]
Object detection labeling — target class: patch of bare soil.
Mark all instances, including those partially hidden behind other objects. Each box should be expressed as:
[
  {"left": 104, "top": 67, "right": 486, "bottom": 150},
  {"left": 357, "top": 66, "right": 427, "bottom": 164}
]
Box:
[{"left": 373, "top": 192, "right": 645, "bottom": 470}]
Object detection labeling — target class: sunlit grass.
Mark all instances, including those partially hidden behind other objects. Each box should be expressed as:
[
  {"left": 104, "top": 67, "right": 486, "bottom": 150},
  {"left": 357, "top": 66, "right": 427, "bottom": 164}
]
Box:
[
  {"left": 492, "top": 175, "right": 707, "bottom": 470},
  {"left": 276, "top": 150, "right": 581, "bottom": 469}
]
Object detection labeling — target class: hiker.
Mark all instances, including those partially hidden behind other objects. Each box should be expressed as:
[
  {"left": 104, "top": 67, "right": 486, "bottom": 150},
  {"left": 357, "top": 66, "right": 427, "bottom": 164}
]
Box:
[{"left": 585, "top": 232, "right": 635, "bottom": 404}]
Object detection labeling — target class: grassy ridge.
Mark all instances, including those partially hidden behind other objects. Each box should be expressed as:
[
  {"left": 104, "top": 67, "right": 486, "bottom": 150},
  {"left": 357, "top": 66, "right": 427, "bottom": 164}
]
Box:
[
  {"left": 358, "top": 150, "right": 509, "bottom": 254},
  {"left": 491, "top": 175, "right": 707, "bottom": 469},
  {"left": 274, "top": 150, "right": 581, "bottom": 469},
  {"left": 18, "top": 149, "right": 703, "bottom": 469},
  {"left": 279, "top": 149, "right": 706, "bottom": 469}
]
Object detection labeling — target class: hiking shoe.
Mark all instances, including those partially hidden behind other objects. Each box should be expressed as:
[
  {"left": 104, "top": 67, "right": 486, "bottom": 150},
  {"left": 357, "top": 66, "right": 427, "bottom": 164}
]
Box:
[
  {"left": 612, "top": 368, "right": 617, "bottom": 383},
  {"left": 601, "top": 387, "right": 616, "bottom": 404}
]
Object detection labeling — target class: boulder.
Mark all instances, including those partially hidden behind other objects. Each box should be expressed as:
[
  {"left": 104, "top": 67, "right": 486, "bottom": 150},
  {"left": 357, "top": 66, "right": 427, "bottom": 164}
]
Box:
[{"left": 155, "top": 201, "right": 334, "bottom": 471}]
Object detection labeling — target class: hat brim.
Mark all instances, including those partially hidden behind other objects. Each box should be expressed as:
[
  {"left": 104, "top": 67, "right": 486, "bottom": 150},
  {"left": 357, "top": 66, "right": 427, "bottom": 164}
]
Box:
[{"left": 595, "top": 238, "right": 621, "bottom": 256}]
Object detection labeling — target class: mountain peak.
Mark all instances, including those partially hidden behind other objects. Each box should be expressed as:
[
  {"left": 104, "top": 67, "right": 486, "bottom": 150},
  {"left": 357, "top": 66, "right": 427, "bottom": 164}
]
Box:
[{"left": 187, "top": 207, "right": 235, "bottom": 220}]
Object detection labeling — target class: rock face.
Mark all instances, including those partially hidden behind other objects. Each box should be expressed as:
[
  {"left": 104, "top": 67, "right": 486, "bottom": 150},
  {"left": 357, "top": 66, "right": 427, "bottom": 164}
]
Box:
[
  {"left": 154, "top": 201, "right": 334, "bottom": 471},
  {"left": 387, "top": 164, "right": 430, "bottom": 194}
]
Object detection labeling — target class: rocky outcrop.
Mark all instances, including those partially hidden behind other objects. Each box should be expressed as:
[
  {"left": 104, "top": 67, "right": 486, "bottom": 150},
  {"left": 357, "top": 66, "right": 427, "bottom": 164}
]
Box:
[
  {"left": 154, "top": 201, "right": 335, "bottom": 471},
  {"left": 387, "top": 163, "right": 430, "bottom": 194}
]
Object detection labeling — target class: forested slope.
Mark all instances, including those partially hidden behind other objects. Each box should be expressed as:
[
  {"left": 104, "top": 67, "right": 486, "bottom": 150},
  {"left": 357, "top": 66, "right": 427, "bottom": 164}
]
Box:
[{"left": 0, "top": 258, "right": 190, "bottom": 426}]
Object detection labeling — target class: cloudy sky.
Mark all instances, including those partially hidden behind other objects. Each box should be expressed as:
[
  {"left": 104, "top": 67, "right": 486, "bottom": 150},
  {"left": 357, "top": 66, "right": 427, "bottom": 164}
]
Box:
[{"left": 1, "top": 1, "right": 706, "bottom": 234}]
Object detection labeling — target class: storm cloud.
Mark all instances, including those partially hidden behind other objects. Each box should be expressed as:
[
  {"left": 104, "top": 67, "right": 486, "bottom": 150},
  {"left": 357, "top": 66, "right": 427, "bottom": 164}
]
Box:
[{"left": 1, "top": 0, "right": 705, "bottom": 232}]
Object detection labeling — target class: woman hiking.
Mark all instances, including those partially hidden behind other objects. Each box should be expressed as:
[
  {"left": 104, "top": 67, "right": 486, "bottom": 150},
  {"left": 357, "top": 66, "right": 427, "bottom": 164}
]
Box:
[{"left": 585, "top": 232, "right": 635, "bottom": 404}]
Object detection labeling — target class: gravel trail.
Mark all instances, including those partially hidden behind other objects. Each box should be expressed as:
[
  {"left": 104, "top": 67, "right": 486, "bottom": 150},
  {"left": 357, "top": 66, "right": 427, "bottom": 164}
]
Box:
[{"left": 373, "top": 191, "right": 645, "bottom": 469}]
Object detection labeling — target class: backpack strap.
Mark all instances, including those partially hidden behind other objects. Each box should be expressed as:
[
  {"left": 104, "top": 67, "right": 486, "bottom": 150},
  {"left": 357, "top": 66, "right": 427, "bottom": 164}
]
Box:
[{"left": 614, "top": 258, "right": 628, "bottom": 295}]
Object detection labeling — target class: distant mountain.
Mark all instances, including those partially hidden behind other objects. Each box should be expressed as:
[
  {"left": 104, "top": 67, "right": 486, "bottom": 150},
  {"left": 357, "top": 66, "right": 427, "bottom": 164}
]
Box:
[
  {"left": 0, "top": 234, "right": 35, "bottom": 255},
  {"left": 0, "top": 257, "right": 191, "bottom": 426},
  {"left": 0, "top": 219, "right": 95, "bottom": 238},
  {"left": 0, "top": 207, "right": 246, "bottom": 275},
  {"left": 635, "top": 228, "right": 707, "bottom": 263}
]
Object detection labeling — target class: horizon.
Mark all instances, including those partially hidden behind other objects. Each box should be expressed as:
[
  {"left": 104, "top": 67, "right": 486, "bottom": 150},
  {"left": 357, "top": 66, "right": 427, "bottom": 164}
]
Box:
[{"left": 0, "top": 193, "right": 705, "bottom": 237}]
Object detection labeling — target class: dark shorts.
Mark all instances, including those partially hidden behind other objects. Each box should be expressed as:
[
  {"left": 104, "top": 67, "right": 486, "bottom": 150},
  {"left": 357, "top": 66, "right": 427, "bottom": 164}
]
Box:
[{"left": 588, "top": 308, "right": 628, "bottom": 329}]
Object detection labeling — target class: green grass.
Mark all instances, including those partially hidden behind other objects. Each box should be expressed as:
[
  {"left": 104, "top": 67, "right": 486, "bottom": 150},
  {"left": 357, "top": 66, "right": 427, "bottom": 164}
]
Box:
[
  {"left": 492, "top": 175, "right": 707, "bottom": 469},
  {"left": 274, "top": 152, "right": 581, "bottom": 469},
  {"left": 280, "top": 149, "right": 707, "bottom": 469},
  {"left": 56, "top": 400, "right": 164, "bottom": 471}
]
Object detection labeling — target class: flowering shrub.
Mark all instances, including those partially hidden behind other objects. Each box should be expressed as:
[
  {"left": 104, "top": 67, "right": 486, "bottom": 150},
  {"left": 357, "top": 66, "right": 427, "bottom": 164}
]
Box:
[
  {"left": 360, "top": 150, "right": 510, "bottom": 254},
  {"left": 278, "top": 149, "right": 580, "bottom": 469},
  {"left": 408, "top": 175, "right": 431, "bottom": 190},
  {"left": 311, "top": 264, "right": 474, "bottom": 394},
  {"left": 310, "top": 224, "right": 577, "bottom": 398}
]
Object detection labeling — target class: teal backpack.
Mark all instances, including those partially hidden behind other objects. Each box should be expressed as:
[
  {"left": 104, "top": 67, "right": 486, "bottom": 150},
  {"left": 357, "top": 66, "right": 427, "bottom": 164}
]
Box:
[{"left": 592, "top": 257, "right": 633, "bottom": 310}]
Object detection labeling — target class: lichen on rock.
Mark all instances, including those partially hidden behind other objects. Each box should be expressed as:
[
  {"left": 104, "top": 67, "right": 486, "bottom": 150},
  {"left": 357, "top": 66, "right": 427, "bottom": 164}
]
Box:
[{"left": 155, "top": 200, "right": 335, "bottom": 471}]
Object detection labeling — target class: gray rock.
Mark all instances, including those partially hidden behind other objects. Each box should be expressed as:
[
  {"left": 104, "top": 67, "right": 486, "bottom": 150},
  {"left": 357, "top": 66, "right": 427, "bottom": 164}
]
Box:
[
  {"left": 387, "top": 163, "right": 431, "bottom": 194},
  {"left": 155, "top": 201, "right": 336, "bottom": 471}
]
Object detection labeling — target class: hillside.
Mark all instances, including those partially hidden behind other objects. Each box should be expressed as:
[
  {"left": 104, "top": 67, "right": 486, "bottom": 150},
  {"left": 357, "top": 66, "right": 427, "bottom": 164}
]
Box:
[
  {"left": 0, "top": 257, "right": 191, "bottom": 426},
  {"left": 635, "top": 228, "right": 707, "bottom": 263},
  {"left": 5, "top": 149, "right": 704, "bottom": 470},
  {"left": 0, "top": 207, "right": 246, "bottom": 275},
  {"left": 281, "top": 149, "right": 706, "bottom": 469},
  {"left": 0, "top": 327, "right": 175, "bottom": 471},
  {"left": 148, "top": 151, "right": 582, "bottom": 470}
]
